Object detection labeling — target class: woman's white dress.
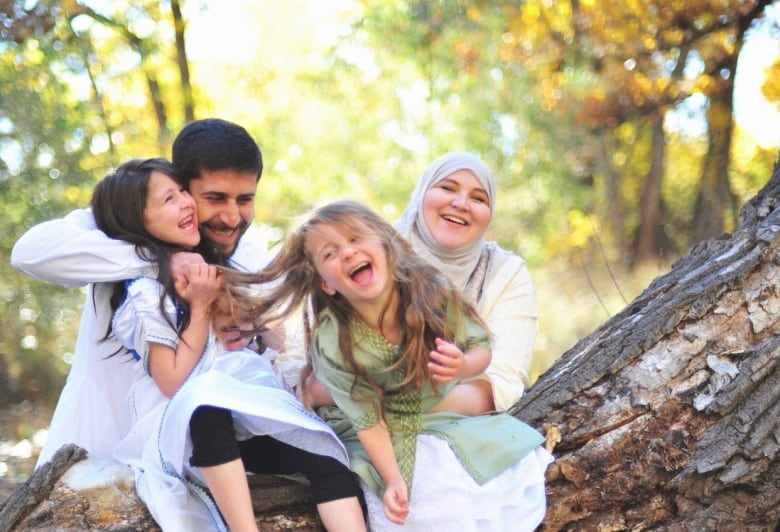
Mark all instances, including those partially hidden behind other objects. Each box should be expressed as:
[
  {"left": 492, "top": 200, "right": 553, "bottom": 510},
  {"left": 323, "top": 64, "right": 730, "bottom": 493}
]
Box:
[
  {"left": 363, "top": 437, "right": 551, "bottom": 532},
  {"left": 111, "top": 277, "right": 348, "bottom": 531}
]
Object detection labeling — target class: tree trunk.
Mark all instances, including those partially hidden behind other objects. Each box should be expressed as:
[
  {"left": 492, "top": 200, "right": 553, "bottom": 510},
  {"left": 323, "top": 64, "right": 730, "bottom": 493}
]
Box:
[
  {"left": 513, "top": 158, "right": 780, "bottom": 530},
  {"left": 2, "top": 445, "right": 325, "bottom": 531},
  {"left": 631, "top": 111, "right": 671, "bottom": 265},
  {"left": 171, "top": 0, "right": 195, "bottom": 124},
  {"left": 3, "top": 162, "right": 780, "bottom": 530},
  {"left": 689, "top": 87, "right": 737, "bottom": 247}
]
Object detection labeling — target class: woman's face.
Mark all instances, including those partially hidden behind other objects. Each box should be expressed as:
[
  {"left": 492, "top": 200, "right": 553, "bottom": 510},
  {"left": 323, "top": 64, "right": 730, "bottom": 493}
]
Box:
[
  {"left": 421, "top": 169, "right": 491, "bottom": 250},
  {"left": 143, "top": 171, "right": 200, "bottom": 248}
]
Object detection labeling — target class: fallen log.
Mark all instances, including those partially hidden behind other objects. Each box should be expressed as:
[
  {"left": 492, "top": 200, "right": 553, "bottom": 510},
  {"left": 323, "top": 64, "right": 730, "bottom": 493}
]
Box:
[
  {"left": 1, "top": 445, "right": 325, "bottom": 531},
  {"left": 512, "top": 158, "right": 780, "bottom": 530}
]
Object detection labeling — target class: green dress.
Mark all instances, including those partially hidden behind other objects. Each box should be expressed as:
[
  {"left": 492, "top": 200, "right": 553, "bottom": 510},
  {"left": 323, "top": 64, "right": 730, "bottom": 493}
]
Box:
[{"left": 311, "top": 307, "right": 545, "bottom": 497}]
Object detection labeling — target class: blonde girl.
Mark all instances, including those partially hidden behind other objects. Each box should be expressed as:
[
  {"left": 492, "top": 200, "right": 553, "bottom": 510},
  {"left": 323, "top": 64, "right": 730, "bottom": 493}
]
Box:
[{"left": 217, "top": 199, "right": 552, "bottom": 531}]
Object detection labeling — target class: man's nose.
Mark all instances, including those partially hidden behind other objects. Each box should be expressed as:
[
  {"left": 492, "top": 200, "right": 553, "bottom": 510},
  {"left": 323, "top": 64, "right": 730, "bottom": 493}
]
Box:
[{"left": 220, "top": 202, "right": 241, "bottom": 226}]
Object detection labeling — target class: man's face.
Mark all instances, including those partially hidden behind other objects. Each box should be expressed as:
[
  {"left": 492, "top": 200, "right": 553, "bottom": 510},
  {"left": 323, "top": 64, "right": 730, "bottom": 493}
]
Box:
[{"left": 187, "top": 168, "right": 258, "bottom": 258}]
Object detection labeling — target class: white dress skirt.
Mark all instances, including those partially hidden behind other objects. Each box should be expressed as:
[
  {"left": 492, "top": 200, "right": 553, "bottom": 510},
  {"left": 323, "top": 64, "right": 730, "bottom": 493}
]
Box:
[
  {"left": 363, "top": 435, "right": 553, "bottom": 532},
  {"left": 111, "top": 277, "right": 348, "bottom": 531}
]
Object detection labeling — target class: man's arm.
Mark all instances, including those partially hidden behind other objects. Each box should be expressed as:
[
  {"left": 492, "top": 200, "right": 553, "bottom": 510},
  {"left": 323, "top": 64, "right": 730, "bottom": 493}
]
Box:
[{"left": 11, "top": 208, "right": 156, "bottom": 288}]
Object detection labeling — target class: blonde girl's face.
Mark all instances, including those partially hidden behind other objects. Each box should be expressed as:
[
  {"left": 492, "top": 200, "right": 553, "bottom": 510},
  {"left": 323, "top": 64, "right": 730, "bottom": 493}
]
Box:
[
  {"left": 143, "top": 171, "right": 200, "bottom": 248},
  {"left": 306, "top": 221, "right": 394, "bottom": 309},
  {"left": 422, "top": 169, "right": 491, "bottom": 250}
]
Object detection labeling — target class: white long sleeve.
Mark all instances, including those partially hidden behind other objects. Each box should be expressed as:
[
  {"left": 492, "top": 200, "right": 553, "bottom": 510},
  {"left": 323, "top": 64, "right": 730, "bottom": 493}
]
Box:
[
  {"left": 11, "top": 208, "right": 156, "bottom": 287},
  {"left": 479, "top": 246, "right": 538, "bottom": 411},
  {"left": 15, "top": 208, "right": 274, "bottom": 467}
]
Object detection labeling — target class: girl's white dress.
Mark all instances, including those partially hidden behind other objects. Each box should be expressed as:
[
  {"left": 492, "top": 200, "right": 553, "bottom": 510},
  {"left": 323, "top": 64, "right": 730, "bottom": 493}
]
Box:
[{"left": 111, "top": 277, "right": 348, "bottom": 531}]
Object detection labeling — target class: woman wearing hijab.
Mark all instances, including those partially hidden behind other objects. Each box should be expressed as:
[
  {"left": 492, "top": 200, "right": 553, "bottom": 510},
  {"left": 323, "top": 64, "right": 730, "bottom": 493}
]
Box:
[{"left": 396, "top": 152, "right": 537, "bottom": 413}]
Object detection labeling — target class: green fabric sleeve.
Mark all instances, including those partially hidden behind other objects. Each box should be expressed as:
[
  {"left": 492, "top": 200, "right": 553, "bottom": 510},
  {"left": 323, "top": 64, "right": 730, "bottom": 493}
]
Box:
[{"left": 311, "top": 312, "right": 380, "bottom": 430}]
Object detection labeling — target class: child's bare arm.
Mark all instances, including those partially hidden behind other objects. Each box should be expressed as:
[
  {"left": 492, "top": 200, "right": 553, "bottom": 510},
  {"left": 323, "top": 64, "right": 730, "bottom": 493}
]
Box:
[
  {"left": 150, "top": 264, "right": 222, "bottom": 397},
  {"left": 356, "top": 424, "right": 409, "bottom": 525}
]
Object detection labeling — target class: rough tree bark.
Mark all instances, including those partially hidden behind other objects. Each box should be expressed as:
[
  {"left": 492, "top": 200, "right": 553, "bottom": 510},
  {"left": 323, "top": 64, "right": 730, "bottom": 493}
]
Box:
[
  {"left": 2, "top": 162, "right": 780, "bottom": 530},
  {"left": 512, "top": 159, "right": 780, "bottom": 530}
]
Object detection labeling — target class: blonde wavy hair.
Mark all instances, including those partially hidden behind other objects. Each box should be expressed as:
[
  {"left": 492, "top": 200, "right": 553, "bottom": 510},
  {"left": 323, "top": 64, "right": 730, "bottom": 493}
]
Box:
[{"left": 213, "top": 200, "right": 488, "bottom": 412}]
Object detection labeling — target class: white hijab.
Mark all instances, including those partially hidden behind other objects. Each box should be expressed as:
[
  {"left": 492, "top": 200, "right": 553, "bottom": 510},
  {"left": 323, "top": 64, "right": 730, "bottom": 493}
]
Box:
[{"left": 396, "top": 152, "right": 496, "bottom": 292}]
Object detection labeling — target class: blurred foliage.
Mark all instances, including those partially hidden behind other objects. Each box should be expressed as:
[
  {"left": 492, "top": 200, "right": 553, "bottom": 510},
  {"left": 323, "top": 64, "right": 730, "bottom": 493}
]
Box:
[{"left": 1, "top": 0, "right": 779, "bottom": 407}]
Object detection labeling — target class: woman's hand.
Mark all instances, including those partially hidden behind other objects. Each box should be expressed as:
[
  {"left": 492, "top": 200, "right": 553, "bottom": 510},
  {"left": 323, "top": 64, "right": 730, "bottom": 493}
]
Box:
[{"left": 382, "top": 476, "right": 410, "bottom": 524}]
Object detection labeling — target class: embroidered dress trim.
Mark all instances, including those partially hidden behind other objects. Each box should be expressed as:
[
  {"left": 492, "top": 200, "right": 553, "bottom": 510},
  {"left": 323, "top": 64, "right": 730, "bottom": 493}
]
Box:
[{"left": 352, "top": 318, "right": 421, "bottom": 490}]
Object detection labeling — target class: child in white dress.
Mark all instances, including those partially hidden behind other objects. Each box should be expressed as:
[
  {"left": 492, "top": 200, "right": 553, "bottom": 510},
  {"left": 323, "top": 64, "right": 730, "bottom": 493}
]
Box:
[{"left": 89, "top": 158, "right": 366, "bottom": 531}]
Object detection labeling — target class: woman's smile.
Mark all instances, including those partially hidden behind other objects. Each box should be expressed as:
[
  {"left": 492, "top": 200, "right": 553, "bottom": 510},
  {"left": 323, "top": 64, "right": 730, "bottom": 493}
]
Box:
[{"left": 422, "top": 169, "right": 491, "bottom": 250}]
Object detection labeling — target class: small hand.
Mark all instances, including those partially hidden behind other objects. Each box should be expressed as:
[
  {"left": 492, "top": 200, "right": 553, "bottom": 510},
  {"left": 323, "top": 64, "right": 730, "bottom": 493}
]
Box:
[
  {"left": 174, "top": 263, "right": 222, "bottom": 308},
  {"left": 382, "top": 477, "right": 409, "bottom": 524},
  {"left": 428, "top": 337, "right": 465, "bottom": 383},
  {"left": 170, "top": 251, "right": 207, "bottom": 290}
]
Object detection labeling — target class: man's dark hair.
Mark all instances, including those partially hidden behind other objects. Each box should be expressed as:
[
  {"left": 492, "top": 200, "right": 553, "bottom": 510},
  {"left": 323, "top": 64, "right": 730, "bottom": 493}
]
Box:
[{"left": 172, "top": 118, "right": 263, "bottom": 184}]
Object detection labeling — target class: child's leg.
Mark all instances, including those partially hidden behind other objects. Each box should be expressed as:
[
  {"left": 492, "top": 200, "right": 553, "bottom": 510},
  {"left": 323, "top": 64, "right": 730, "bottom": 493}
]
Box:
[
  {"left": 190, "top": 406, "right": 258, "bottom": 532},
  {"left": 238, "top": 436, "right": 367, "bottom": 532},
  {"left": 430, "top": 379, "right": 495, "bottom": 415},
  {"left": 199, "top": 459, "right": 258, "bottom": 532},
  {"left": 316, "top": 497, "right": 366, "bottom": 532}
]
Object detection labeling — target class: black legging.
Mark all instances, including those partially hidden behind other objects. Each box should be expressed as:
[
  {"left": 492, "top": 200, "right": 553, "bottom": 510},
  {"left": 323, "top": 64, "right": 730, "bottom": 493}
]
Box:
[{"left": 189, "top": 405, "right": 365, "bottom": 509}]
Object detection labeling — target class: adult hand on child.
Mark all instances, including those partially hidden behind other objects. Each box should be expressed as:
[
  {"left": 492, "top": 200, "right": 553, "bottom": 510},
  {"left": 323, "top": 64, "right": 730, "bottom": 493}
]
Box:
[{"left": 428, "top": 338, "right": 466, "bottom": 383}]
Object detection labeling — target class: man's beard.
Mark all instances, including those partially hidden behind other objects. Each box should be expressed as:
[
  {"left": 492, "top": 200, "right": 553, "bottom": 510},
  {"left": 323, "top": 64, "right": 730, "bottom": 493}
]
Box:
[
  {"left": 195, "top": 239, "right": 230, "bottom": 266},
  {"left": 196, "top": 220, "right": 249, "bottom": 265}
]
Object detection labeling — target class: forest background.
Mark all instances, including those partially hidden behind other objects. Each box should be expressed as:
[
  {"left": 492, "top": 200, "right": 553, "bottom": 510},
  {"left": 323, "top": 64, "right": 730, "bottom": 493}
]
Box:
[{"left": 1, "top": 0, "right": 779, "bottom": 473}]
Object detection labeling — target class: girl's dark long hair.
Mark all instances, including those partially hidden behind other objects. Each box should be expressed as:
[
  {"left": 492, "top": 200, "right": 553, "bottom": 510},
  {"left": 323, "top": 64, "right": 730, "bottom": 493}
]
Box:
[
  {"left": 91, "top": 158, "right": 194, "bottom": 347},
  {"left": 214, "top": 199, "right": 488, "bottom": 418}
]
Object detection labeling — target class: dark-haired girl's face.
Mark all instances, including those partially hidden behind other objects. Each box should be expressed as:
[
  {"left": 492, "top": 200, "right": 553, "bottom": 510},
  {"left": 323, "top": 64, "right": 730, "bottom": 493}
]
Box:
[{"left": 143, "top": 171, "right": 200, "bottom": 249}]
